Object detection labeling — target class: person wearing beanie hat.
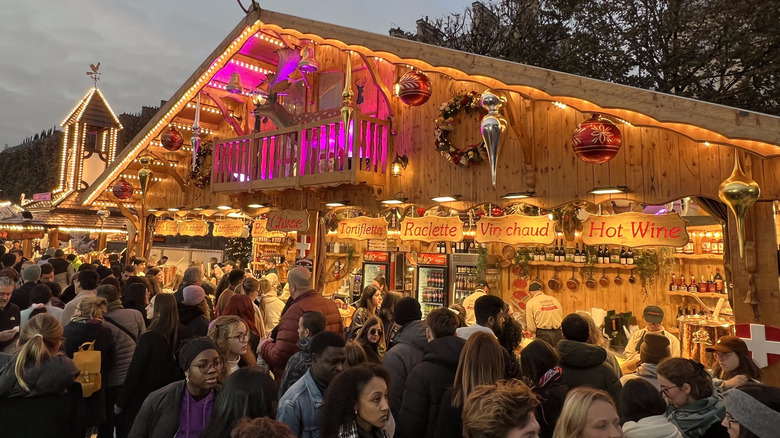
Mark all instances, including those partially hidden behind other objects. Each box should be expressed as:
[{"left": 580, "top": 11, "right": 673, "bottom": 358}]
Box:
[
  {"left": 178, "top": 286, "right": 210, "bottom": 336},
  {"left": 462, "top": 279, "right": 490, "bottom": 326},
  {"left": 620, "top": 332, "right": 671, "bottom": 390},
  {"left": 706, "top": 335, "right": 763, "bottom": 390},
  {"left": 623, "top": 305, "right": 681, "bottom": 367},
  {"left": 722, "top": 383, "right": 780, "bottom": 438},
  {"left": 383, "top": 297, "right": 429, "bottom": 416},
  {"left": 96, "top": 265, "right": 113, "bottom": 281},
  {"left": 130, "top": 337, "right": 221, "bottom": 438},
  {"left": 525, "top": 281, "right": 563, "bottom": 347},
  {"left": 9, "top": 264, "right": 41, "bottom": 309}
]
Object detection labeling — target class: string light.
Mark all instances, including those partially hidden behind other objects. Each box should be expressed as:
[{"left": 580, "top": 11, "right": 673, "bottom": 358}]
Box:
[
  {"left": 169, "top": 122, "right": 213, "bottom": 135},
  {"left": 0, "top": 225, "right": 45, "bottom": 231},
  {"left": 254, "top": 33, "right": 284, "bottom": 46},
  {"left": 59, "top": 227, "right": 127, "bottom": 234},
  {"left": 185, "top": 102, "right": 234, "bottom": 117},
  {"left": 553, "top": 101, "right": 567, "bottom": 109},
  {"left": 228, "top": 59, "right": 274, "bottom": 75}
]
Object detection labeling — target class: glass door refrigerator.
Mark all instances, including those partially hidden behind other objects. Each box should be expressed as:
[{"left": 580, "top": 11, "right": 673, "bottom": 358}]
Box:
[
  {"left": 416, "top": 253, "right": 449, "bottom": 317},
  {"left": 449, "top": 253, "right": 501, "bottom": 305},
  {"left": 357, "top": 251, "right": 390, "bottom": 301}
]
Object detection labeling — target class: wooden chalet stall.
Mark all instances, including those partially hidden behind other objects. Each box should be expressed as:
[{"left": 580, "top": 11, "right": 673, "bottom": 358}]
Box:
[{"left": 81, "top": 8, "right": 780, "bottom": 383}]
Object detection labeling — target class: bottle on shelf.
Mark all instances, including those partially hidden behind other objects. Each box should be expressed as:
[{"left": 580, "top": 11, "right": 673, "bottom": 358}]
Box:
[
  {"left": 689, "top": 275, "right": 697, "bottom": 293},
  {"left": 714, "top": 268, "right": 724, "bottom": 292},
  {"left": 546, "top": 245, "right": 554, "bottom": 262},
  {"left": 610, "top": 247, "right": 620, "bottom": 264},
  {"left": 597, "top": 246, "right": 604, "bottom": 264},
  {"left": 707, "top": 275, "right": 716, "bottom": 293},
  {"left": 669, "top": 274, "right": 677, "bottom": 292},
  {"left": 554, "top": 241, "right": 561, "bottom": 263},
  {"left": 698, "top": 277, "right": 708, "bottom": 293},
  {"left": 574, "top": 244, "right": 581, "bottom": 263},
  {"left": 680, "top": 274, "right": 686, "bottom": 292},
  {"left": 620, "top": 247, "right": 627, "bottom": 265},
  {"left": 565, "top": 242, "right": 574, "bottom": 263},
  {"left": 701, "top": 232, "right": 712, "bottom": 254}
]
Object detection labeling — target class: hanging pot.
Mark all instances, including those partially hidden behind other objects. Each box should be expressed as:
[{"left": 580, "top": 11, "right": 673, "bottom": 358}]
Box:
[
  {"left": 599, "top": 269, "right": 609, "bottom": 287},
  {"left": 585, "top": 269, "right": 597, "bottom": 289},
  {"left": 566, "top": 267, "right": 579, "bottom": 291},
  {"left": 614, "top": 271, "right": 623, "bottom": 286},
  {"left": 548, "top": 267, "right": 561, "bottom": 291},
  {"left": 628, "top": 272, "right": 636, "bottom": 284}
]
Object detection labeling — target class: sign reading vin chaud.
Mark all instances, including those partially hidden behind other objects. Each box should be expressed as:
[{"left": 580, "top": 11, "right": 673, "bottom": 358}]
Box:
[
  {"left": 337, "top": 217, "right": 388, "bottom": 240},
  {"left": 475, "top": 215, "right": 556, "bottom": 245},
  {"left": 581, "top": 212, "right": 689, "bottom": 247}
]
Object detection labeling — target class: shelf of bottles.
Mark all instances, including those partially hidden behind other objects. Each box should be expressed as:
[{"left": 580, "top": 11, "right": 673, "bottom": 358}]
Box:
[
  {"left": 668, "top": 227, "right": 726, "bottom": 299},
  {"left": 252, "top": 235, "right": 286, "bottom": 277},
  {"left": 668, "top": 268, "right": 726, "bottom": 296},
  {"left": 453, "top": 266, "right": 479, "bottom": 303},
  {"left": 674, "top": 230, "right": 724, "bottom": 257},
  {"left": 525, "top": 240, "right": 636, "bottom": 267},
  {"left": 325, "top": 241, "right": 355, "bottom": 255},
  {"left": 421, "top": 271, "right": 445, "bottom": 305}
]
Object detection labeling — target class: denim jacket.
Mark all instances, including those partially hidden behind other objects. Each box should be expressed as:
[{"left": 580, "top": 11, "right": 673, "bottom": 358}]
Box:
[{"left": 277, "top": 369, "right": 324, "bottom": 438}]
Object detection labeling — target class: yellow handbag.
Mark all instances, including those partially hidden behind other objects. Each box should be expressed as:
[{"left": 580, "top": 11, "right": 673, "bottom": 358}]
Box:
[{"left": 73, "top": 341, "right": 102, "bottom": 397}]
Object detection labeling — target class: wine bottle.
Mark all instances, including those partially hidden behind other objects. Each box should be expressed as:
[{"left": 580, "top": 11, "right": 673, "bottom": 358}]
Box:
[
  {"left": 670, "top": 274, "right": 677, "bottom": 291},
  {"left": 620, "top": 247, "right": 627, "bottom": 265},
  {"left": 574, "top": 244, "right": 581, "bottom": 263},
  {"left": 597, "top": 246, "right": 604, "bottom": 264},
  {"left": 626, "top": 247, "right": 634, "bottom": 265},
  {"left": 680, "top": 274, "right": 686, "bottom": 291},
  {"left": 714, "top": 268, "right": 724, "bottom": 292},
  {"left": 689, "top": 275, "right": 697, "bottom": 293},
  {"left": 707, "top": 275, "right": 716, "bottom": 293}
]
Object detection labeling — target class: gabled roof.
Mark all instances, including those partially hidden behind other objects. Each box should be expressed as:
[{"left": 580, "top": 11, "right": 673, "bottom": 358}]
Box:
[
  {"left": 81, "top": 7, "right": 780, "bottom": 206},
  {"left": 62, "top": 87, "right": 123, "bottom": 129}
]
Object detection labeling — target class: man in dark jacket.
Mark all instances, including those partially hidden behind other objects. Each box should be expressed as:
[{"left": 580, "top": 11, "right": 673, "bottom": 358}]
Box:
[
  {"left": 277, "top": 310, "right": 326, "bottom": 397},
  {"left": 10, "top": 264, "right": 40, "bottom": 309},
  {"left": 556, "top": 312, "right": 622, "bottom": 402},
  {"left": 382, "top": 297, "right": 426, "bottom": 417},
  {"left": 396, "top": 307, "right": 465, "bottom": 438},
  {"left": 259, "top": 267, "right": 343, "bottom": 377}
]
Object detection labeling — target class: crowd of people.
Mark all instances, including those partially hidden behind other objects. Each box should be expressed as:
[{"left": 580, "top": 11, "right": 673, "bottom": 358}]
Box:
[{"left": 0, "top": 243, "right": 778, "bottom": 438}]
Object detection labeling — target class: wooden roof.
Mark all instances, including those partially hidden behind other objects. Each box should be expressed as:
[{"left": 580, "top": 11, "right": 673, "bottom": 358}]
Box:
[
  {"left": 62, "top": 87, "right": 123, "bottom": 129},
  {"left": 81, "top": 7, "right": 780, "bottom": 206}
]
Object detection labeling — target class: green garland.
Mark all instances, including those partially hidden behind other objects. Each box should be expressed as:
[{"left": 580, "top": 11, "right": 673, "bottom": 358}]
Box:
[
  {"left": 434, "top": 91, "right": 488, "bottom": 167},
  {"left": 477, "top": 245, "right": 488, "bottom": 281},
  {"left": 513, "top": 246, "right": 532, "bottom": 278}
]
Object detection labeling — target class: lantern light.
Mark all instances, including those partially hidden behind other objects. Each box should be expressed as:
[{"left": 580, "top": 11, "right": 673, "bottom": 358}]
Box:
[{"left": 390, "top": 154, "right": 408, "bottom": 177}]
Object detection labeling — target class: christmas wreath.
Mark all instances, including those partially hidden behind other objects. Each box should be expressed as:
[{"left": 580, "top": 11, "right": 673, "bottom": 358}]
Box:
[
  {"left": 188, "top": 140, "right": 213, "bottom": 189},
  {"left": 434, "top": 91, "right": 488, "bottom": 167}
]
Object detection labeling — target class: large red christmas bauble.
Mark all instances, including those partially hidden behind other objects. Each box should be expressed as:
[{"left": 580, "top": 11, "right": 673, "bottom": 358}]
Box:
[
  {"left": 113, "top": 178, "right": 133, "bottom": 200},
  {"left": 397, "top": 71, "right": 432, "bottom": 106},
  {"left": 161, "top": 126, "right": 184, "bottom": 151},
  {"left": 571, "top": 114, "right": 622, "bottom": 164}
]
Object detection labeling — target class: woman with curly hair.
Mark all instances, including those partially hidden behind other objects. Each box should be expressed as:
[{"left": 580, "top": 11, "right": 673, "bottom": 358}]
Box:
[
  {"left": 319, "top": 364, "right": 391, "bottom": 438},
  {"left": 223, "top": 294, "right": 264, "bottom": 353},
  {"left": 231, "top": 417, "right": 294, "bottom": 438},
  {"left": 355, "top": 316, "right": 385, "bottom": 364},
  {"left": 657, "top": 357, "right": 728, "bottom": 438},
  {"left": 200, "top": 366, "right": 277, "bottom": 438},
  {"left": 208, "top": 316, "right": 256, "bottom": 381}
]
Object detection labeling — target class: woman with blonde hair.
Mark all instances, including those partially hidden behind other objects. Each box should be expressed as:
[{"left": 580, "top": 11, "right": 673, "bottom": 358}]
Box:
[
  {"left": 0, "top": 314, "right": 79, "bottom": 397},
  {"left": 63, "top": 296, "right": 116, "bottom": 432},
  {"left": 580, "top": 312, "right": 621, "bottom": 379},
  {"left": 256, "top": 277, "right": 284, "bottom": 334},
  {"left": 462, "top": 380, "right": 540, "bottom": 438},
  {"left": 554, "top": 387, "right": 623, "bottom": 438},
  {"left": 434, "top": 331, "right": 505, "bottom": 438},
  {"left": 208, "top": 315, "right": 256, "bottom": 382}
]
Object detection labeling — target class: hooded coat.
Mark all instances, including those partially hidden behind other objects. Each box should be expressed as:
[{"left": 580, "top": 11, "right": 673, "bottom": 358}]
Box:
[
  {"left": 556, "top": 340, "right": 622, "bottom": 402},
  {"left": 622, "top": 415, "right": 683, "bottom": 438},
  {"left": 382, "top": 320, "right": 428, "bottom": 417},
  {"left": 396, "top": 335, "right": 466, "bottom": 438},
  {"left": 620, "top": 362, "right": 661, "bottom": 390},
  {"left": 0, "top": 352, "right": 79, "bottom": 397},
  {"left": 177, "top": 303, "right": 209, "bottom": 337}
]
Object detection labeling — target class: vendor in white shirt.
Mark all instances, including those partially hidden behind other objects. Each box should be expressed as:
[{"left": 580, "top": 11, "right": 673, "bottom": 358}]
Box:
[
  {"left": 462, "top": 280, "right": 490, "bottom": 326},
  {"left": 624, "top": 305, "right": 681, "bottom": 363}
]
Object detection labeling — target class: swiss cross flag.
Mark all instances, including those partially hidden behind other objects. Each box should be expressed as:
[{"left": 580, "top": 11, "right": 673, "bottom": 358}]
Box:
[
  {"left": 735, "top": 323, "right": 780, "bottom": 368},
  {"left": 296, "top": 234, "right": 312, "bottom": 258}
]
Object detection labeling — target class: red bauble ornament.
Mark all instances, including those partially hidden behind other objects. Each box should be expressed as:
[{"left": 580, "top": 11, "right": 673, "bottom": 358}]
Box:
[
  {"left": 397, "top": 71, "right": 432, "bottom": 106},
  {"left": 113, "top": 178, "right": 133, "bottom": 200},
  {"left": 571, "top": 114, "right": 622, "bottom": 164},
  {"left": 492, "top": 207, "right": 503, "bottom": 217},
  {"left": 161, "top": 126, "right": 184, "bottom": 151},
  {"left": 416, "top": 207, "right": 426, "bottom": 217}
]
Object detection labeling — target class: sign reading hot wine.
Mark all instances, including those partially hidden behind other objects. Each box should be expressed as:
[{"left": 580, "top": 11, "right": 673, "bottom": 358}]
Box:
[
  {"left": 213, "top": 219, "right": 244, "bottom": 238},
  {"left": 337, "top": 217, "right": 388, "bottom": 240},
  {"left": 266, "top": 210, "right": 310, "bottom": 233},
  {"left": 179, "top": 220, "right": 209, "bottom": 237},
  {"left": 400, "top": 216, "right": 463, "bottom": 243},
  {"left": 475, "top": 215, "right": 556, "bottom": 245},
  {"left": 581, "top": 213, "right": 689, "bottom": 247},
  {"left": 155, "top": 220, "right": 179, "bottom": 236}
]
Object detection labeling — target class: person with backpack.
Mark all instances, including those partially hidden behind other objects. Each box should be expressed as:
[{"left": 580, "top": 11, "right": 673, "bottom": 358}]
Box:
[
  {"left": 64, "top": 296, "right": 116, "bottom": 434},
  {"left": 95, "top": 284, "right": 144, "bottom": 438}
]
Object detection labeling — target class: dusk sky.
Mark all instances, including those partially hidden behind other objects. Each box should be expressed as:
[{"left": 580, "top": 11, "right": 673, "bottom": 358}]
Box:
[{"left": 0, "top": 0, "right": 473, "bottom": 148}]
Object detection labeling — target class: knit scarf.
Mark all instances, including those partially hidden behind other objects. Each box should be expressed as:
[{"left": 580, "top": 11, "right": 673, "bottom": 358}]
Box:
[
  {"left": 539, "top": 366, "right": 562, "bottom": 387},
  {"left": 666, "top": 395, "right": 725, "bottom": 438},
  {"left": 107, "top": 300, "right": 123, "bottom": 312}
]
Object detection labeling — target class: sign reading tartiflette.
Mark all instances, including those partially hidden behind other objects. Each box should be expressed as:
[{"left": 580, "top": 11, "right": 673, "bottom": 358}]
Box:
[
  {"left": 267, "top": 210, "right": 309, "bottom": 233},
  {"left": 213, "top": 219, "right": 244, "bottom": 238},
  {"left": 399, "top": 216, "right": 463, "bottom": 243},
  {"left": 581, "top": 212, "right": 689, "bottom": 247},
  {"left": 337, "top": 217, "right": 388, "bottom": 240},
  {"left": 179, "top": 220, "right": 209, "bottom": 237},
  {"left": 475, "top": 215, "right": 556, "bottom": 245},
  {"left": 155, "top": 220, "right": 179, "bottom": 236}
]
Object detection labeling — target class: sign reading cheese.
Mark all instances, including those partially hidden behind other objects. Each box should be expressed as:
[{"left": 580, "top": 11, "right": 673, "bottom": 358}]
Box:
[
  {"left": 337, "top": 217, "right": 388, "bottom": 240},
  {"left": 179, "top": 220, "right": 209, "bottom": 237},
  {"left": 581, "top": 212, "right": 689, "bottom": 247},
  {"left": 252, "top": 219, "right": 288, "bottom": 238},
  {"left": 399, "top": 216, "right": 463, "bottom": 243},
  {"left": 267, "top": 210, "right": 309, "bottom": 233},
  {"left": 475, "top": 215, "right": 556, "bottom": 245},
  {"left": 155, "top": 220, "right": 179, "bottom": 236},
  {"left": 213, "top": 219, "right": 244, "bottom": 238}
]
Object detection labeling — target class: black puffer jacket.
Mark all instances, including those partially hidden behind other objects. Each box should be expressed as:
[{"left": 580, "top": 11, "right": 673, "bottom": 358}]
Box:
[
  {"left": 177, "top": 303, "right": 209, "bottom": 336},
  {"left": 396, "top": 335, "right": 466, "bottom": 438},
  {"left": 0, "top": 352, "right": 79, "bottom": 397},
  {"left": 383, "top": 320, "right": 428, "bottom": 417},
  {"left": 556, "top": 340, "right": 621, "bottom": 402}
]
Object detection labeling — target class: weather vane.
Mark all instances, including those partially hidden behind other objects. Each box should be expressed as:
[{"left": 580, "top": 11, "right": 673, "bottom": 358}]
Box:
[{"left": 86, "top": 62, "right": 101, "bottom": 88}]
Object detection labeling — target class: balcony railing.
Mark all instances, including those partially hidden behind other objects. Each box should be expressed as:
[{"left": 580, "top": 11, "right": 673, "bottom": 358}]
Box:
[{"left": 212, "top": 112, "right": 389, "bottom": 192}]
